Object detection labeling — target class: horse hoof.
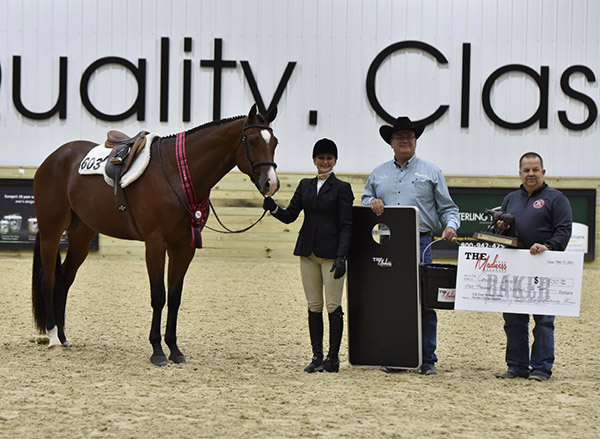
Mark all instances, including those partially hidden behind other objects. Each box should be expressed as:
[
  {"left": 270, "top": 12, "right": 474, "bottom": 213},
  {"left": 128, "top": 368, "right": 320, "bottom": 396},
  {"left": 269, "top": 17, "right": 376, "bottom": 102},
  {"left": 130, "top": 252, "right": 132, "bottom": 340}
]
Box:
[
  {"left": 150, "top": 355, "right": 168, "bottom": 367},
  {"left": 169, "top": 354, "right": 187, "bottom": 364}
]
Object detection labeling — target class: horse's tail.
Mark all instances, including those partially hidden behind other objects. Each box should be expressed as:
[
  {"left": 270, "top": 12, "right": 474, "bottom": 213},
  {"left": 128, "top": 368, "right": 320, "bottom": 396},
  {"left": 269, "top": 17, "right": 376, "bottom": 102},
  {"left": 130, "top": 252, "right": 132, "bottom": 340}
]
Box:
[{"left": 32, "top": 233, "right": 62, "bottom": 333}]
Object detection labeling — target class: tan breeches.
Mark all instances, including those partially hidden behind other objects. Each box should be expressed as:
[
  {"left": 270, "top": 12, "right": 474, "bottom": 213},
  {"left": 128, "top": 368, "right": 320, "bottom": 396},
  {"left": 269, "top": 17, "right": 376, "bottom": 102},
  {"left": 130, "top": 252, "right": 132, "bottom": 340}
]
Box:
[{"left": 300, "top": 253, "right": 345, "bottom": 313}]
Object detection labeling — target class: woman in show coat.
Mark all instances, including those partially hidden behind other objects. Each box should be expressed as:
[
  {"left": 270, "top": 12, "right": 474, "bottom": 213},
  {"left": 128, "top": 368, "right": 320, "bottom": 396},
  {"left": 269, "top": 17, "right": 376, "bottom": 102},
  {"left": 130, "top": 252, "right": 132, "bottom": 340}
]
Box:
[{"left": 263, "top": 138, "right": 354, "bottom": 373}]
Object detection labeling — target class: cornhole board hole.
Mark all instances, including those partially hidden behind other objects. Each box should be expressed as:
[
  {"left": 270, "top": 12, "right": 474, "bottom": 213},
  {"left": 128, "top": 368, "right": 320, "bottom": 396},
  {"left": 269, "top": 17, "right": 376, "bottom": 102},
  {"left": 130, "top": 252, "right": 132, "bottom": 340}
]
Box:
[{"left": 347, "top": 206, "right": 422, "bottom": 370}]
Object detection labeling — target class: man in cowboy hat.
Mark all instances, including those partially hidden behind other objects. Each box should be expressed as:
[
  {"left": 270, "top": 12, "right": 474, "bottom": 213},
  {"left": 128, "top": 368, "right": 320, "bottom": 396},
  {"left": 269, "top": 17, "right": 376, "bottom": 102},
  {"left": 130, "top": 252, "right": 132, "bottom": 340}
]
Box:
[{"left": 362, "top": 116, "right": 460, "bottom": 375}]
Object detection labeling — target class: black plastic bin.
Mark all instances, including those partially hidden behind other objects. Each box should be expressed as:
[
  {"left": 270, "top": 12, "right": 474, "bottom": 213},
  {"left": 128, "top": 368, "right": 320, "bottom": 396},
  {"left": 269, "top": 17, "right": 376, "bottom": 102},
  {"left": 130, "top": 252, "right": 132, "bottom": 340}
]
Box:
[{"left": 420, "top": 239, "right": 458, "bottom": 310}]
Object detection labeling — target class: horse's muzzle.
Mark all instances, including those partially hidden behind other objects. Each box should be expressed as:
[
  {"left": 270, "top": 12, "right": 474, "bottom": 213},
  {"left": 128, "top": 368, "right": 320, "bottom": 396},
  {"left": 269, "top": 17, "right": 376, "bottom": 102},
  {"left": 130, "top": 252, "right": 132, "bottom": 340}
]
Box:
[{"left": 256, "top": 167, "right": 279, "bottom": 197}]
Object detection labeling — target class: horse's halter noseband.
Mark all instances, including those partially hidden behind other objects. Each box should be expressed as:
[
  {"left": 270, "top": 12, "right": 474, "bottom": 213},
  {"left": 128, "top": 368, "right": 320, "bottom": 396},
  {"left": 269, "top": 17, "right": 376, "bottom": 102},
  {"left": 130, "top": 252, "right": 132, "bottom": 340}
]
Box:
[{"left": 241, "top": 120, "right": 278, "bottom": 176}]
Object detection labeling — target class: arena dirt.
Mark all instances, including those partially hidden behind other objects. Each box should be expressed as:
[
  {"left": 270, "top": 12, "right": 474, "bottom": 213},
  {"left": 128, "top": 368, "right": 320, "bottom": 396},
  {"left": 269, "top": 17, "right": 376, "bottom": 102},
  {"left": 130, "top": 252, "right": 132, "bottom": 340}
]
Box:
[{"left": 1, "top": 255, "right": 598, "bottom": 438}]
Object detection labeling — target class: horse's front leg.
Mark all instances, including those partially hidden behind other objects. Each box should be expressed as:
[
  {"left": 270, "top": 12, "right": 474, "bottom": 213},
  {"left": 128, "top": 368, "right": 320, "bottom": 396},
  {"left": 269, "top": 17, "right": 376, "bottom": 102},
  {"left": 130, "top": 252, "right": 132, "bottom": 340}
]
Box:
[
  {"left": 145, "top": 244, "right": 168, "bottom": 366},
  {"left": 164, "top": 245, "right": 195, "bottom": 364}
]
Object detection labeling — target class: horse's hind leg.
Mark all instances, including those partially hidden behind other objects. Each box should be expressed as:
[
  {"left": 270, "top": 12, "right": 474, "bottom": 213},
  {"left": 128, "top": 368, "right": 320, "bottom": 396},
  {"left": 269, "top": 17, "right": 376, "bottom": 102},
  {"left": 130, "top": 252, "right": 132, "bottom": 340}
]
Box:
[
  {"left": 32, "top": 231, "right": 63, "bottom": 348},
  {"left": 57, "top": 218, "right": 97, "bottom": 346},
  {"left": 165, "top": 245, "right": 195, "bottom": 364},
  {"left": 33, "top": 159, "right": 73, "bottom": 349}
]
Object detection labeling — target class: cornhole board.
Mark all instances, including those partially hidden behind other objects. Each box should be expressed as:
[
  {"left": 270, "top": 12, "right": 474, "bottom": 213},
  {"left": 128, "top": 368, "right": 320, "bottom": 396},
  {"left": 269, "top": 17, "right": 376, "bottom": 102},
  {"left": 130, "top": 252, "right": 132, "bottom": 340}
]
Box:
[{"left": 347, "top": 206, "right": 422, "bottom": 369}]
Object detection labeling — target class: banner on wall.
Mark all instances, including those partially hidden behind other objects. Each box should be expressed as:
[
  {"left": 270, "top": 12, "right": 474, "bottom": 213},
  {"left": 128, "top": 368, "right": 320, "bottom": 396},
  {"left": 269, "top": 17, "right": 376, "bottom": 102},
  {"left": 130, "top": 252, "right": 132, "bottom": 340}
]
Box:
[{"left": 0, "top": 179, "right": 98, "bottom": 250}]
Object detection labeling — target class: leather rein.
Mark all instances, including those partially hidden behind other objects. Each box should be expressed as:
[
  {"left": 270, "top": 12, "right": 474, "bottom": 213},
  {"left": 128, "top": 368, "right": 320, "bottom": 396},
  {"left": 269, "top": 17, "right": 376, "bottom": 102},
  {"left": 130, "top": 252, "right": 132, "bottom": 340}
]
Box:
[{"left": 157, "top": 120, "right": 276, "bottom": 237}]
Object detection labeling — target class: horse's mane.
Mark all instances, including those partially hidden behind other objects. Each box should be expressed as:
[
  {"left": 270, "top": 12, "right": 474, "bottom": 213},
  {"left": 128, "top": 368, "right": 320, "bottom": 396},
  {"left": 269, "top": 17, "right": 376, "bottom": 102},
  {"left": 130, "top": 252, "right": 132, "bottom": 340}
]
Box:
[{"left": 161, "top": 115, "right": 246, "bottom": 139}]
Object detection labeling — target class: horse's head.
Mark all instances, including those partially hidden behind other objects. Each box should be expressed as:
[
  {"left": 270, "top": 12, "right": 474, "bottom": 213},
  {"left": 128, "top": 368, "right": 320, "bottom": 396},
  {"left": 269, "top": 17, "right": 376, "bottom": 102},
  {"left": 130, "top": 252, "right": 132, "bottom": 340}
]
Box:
[{"left": 237, "top": 104, "right": 280, "bottom": 197}]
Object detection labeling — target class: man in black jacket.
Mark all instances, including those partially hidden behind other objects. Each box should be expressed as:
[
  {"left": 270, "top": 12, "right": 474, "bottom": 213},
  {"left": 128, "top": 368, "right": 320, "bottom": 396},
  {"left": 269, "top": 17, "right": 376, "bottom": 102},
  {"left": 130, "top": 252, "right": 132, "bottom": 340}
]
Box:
[{"left": 263, "top": 138, "right": 354, "bottom": 373}]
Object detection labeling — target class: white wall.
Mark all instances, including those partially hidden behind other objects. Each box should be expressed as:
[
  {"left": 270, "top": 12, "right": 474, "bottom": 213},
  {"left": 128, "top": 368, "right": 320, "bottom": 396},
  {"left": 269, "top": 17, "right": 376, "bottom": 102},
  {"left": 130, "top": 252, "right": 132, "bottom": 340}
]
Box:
[{"left": 0, "top": 0, "right": 598, "bottom": 177}]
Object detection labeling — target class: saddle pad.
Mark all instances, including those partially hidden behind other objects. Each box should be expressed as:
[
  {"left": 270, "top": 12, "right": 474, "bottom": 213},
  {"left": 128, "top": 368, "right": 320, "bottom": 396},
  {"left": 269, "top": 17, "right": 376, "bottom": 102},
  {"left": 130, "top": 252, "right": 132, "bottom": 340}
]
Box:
[{"left": 78, "top": 133, "right": 159, "bottom": 188}]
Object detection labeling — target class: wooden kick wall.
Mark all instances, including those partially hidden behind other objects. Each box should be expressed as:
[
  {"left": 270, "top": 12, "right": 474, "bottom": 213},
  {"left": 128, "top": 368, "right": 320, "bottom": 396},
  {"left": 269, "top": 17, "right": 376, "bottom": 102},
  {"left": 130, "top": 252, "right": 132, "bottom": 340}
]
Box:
[{"left": 1, "top": 168, "right": 599, "bottom": 267}]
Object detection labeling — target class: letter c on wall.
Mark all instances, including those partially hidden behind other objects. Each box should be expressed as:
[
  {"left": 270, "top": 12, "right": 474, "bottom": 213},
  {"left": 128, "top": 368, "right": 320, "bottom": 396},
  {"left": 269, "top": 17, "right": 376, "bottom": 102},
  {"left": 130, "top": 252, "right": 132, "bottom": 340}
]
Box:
[{"left": 366, "top": 40, "right": 449, "bottom": 126}]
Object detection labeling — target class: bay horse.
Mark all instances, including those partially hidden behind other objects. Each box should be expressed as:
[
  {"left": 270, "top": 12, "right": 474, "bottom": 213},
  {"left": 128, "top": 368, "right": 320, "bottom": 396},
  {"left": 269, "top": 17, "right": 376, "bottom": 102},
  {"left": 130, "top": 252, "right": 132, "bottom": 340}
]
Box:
[{"left": 32, "top": 104, "right": 279, "bottom": 366}]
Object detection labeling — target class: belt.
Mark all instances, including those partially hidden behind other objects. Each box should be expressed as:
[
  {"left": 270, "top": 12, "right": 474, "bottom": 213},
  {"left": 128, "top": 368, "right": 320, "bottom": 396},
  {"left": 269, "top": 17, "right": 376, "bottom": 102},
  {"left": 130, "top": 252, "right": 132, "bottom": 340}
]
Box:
[{"left": 420, "top": 231, "right": 432, "bottom": 237}]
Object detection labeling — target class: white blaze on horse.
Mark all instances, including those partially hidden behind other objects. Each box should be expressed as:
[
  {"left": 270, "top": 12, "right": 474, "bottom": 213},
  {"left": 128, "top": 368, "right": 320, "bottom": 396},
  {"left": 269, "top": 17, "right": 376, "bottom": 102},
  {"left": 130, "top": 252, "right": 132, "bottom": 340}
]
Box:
[{"left": 32, "top": 104, "right": 279, "bottom": 365}]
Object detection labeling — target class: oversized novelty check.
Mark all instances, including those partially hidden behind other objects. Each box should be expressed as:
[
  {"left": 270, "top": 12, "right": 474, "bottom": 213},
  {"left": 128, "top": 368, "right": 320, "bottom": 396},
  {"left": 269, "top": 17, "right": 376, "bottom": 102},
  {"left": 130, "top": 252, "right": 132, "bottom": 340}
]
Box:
[{"left": 455, "top": 247, "right": 583, "bottom": 316}]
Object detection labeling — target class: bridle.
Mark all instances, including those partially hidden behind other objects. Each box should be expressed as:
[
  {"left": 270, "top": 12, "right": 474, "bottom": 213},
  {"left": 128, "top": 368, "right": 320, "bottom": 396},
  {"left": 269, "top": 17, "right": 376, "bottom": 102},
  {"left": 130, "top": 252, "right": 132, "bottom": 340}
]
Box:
[{"left": 241, "top": 120, "right": 278, "bottom": 177}]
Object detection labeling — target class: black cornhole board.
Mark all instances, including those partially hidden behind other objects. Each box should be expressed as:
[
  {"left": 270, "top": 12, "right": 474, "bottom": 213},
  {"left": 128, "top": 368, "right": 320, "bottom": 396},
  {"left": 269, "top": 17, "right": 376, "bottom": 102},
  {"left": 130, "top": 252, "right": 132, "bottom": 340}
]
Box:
[{"left": 347, "top": 206, "right": 422, "bottom": 369}]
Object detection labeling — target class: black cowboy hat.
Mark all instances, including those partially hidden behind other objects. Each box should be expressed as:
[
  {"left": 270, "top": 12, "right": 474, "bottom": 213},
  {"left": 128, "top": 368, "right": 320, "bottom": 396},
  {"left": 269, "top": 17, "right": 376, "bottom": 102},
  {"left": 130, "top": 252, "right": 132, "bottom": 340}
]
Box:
[
  {"left": 312, "top": 138, "right": 338, "bottom": 159},
  {"left": 379, "top": 116, "right": 425, "bottom": 144}
]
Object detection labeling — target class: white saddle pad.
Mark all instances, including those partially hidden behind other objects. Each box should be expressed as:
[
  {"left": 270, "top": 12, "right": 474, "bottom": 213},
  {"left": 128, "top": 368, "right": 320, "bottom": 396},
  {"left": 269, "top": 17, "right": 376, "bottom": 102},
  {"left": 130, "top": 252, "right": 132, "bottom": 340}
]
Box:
[{"left": 78, "top": 133, "right": 159, "bottom": 188}]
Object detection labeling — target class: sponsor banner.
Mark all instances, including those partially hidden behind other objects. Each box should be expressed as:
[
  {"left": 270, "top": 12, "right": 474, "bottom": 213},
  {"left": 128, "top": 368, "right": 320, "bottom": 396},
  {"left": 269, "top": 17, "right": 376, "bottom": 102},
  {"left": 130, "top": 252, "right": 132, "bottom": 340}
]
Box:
[
  {"left": 0, "top": 179, "right": 39, "bottom": 248},
  {"left": 455, "top": 247, "right": 583, "bottom": 316},
  {"left": 566, "top": 222, "right": 589, "bottom": 253},
  {"left": 0, "top": 179, "right": 98, "bottom": 250}
]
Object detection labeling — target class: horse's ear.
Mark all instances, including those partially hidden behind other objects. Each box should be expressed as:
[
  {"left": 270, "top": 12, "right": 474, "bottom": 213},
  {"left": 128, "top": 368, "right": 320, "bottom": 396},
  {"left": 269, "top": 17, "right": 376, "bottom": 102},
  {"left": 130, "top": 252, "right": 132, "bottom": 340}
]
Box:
[
  {"left": 248, "top": 104, "right": 258, "bottom": 120},
  {"left": 265, "top": 106, "right": 278, "bottom": 123}
]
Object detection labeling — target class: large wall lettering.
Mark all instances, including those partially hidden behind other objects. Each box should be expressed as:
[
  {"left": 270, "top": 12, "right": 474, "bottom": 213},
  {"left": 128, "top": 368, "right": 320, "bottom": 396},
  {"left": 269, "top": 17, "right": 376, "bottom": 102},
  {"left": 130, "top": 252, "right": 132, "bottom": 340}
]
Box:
[{"left": 3, "top": 39, "right": 598, "bottom": 131}]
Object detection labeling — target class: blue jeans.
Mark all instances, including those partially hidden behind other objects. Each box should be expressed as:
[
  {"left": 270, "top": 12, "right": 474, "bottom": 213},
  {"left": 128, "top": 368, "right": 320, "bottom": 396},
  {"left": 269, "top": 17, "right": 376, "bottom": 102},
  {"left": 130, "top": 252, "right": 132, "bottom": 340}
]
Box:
[
  {"left": 503, "top": 313, "right": 555, "bottom": 377},
  {"left": 420, "top": 235, "right": 437, "bottom": 366}
]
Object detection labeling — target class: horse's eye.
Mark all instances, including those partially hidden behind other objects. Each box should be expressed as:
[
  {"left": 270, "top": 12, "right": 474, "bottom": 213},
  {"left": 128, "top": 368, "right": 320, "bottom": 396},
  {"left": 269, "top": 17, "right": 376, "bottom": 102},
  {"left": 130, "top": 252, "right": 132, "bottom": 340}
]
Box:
[{"left": 249, "top": 138, "right": 258, "bottom": 148}]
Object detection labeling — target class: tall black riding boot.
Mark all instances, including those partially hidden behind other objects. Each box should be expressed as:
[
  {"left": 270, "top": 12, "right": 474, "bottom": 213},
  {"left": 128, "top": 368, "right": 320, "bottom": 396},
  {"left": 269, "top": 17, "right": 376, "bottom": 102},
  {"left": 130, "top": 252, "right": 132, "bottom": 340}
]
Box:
[
  {"left": 305, "top": 310, "right": 324, "bottom": 373},
  {"left": 323, "top": 306, "right": 344, "bottom": 372}
]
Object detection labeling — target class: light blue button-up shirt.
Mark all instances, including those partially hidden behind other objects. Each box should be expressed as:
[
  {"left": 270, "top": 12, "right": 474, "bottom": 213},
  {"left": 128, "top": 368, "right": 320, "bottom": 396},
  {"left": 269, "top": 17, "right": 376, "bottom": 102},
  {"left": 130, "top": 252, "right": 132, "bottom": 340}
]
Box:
[{"left": 361, "top": 155, "right": 460, "bottom": 234}]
